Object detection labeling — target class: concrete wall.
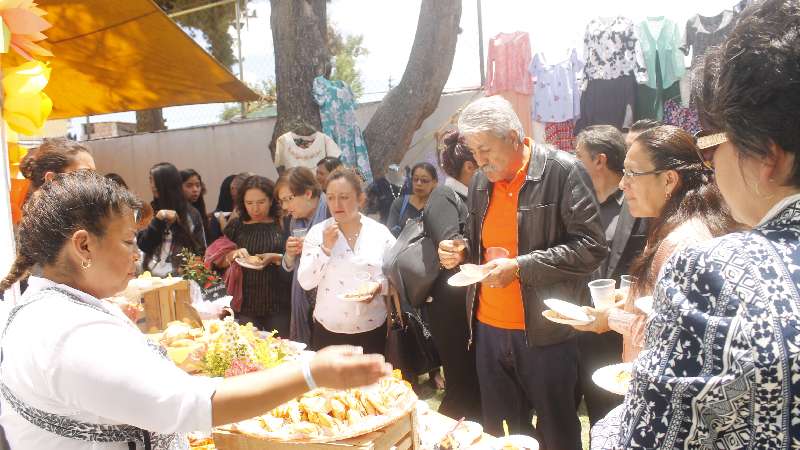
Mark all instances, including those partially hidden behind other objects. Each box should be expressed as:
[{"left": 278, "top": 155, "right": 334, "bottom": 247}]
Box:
[{"left": 87, "top": 88, "right": 483, "bottom": 208}]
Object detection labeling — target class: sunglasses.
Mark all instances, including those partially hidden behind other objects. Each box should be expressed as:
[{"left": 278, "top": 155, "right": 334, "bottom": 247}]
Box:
[{"left": 694, "top": 130, "right": 728, "bottom": 169}]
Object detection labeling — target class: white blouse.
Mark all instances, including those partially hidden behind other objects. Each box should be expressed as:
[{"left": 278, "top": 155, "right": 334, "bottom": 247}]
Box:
[
  {"left": 274, "top": 131, "right": 342, "bottom": 171},
  {"left": 0, "top": 277, "right": 221, "bottom": 450},
  {"left": 298, "top": 215, "right": 396, "bottom": 334}
]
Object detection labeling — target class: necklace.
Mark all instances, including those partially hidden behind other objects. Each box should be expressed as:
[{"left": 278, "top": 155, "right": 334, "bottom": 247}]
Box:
[
  {"left": 341, "top": 223, "right": 362, "bottom": 247},
  {"left": 345, "top": 231, "right": 360, "bottom": 245},
  {"left": 388, "top": 182, "right": 401, "bottom": 199}
]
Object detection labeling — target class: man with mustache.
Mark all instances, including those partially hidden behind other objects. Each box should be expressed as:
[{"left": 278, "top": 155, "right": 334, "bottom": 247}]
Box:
[{"left": 438, "top": 96, "right": 608, "bottom": 450}]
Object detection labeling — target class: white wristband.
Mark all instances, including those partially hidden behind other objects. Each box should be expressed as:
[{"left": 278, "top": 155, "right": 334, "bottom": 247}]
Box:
[{"left": 301, "top": 359, "right": 318, "bottom": 390}]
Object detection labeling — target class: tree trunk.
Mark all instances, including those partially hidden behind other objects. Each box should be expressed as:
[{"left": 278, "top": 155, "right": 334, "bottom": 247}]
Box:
[
  {"left": 363, "top": 0, "right": 462, "bottom": 179},
  {"left": 269, "top": 0, "right": 331, "bottom": 157},
  {"left": 136, "top": 109, "right": 167, "bottom": 132}
]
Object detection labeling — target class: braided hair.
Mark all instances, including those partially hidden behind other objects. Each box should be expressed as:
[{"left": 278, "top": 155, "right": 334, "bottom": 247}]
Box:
[{"left": 0, "top": 171, "right": 141, "bottom": 291}]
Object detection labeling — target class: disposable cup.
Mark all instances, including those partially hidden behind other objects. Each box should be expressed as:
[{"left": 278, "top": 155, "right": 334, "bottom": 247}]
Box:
[
  {"left": 589, "top": 279, "right": 616, "bottom": 310},
  {"left": 485, "top": 247, "right": 510, "bottom": 261}
]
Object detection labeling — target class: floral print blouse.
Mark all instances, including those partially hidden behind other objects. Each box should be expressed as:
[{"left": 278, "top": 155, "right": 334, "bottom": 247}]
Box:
[{"left": 583, "top": 16, "right": 648, "bottom": 85}]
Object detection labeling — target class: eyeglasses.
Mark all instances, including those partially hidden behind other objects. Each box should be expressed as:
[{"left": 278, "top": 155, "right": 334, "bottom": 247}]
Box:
[
  {"left": 412, "top": 177, "right": 433, "bottom": 184},
  {"left": 621, "top": 168, "right": 673, "bottom": 180},
  {"left": 278, "top": 194, "right": 295, "bottom": 206},
  {"left": 694, "top": 130, "right": 728, "bottom": 169}
]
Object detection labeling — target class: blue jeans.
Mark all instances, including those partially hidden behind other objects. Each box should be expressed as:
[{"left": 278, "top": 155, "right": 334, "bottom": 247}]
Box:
[{"left": 475, "top": 321, "right": 581, "bottom": 450}]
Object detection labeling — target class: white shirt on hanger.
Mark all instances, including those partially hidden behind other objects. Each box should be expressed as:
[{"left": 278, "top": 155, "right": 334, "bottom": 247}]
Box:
[
  {"left": 298, "top": 215, "right": 395, "bottom": 334},
  {"left": 274, "top": 131, "right": 342, "bottom": 170},
  {"left": 0, "top": 277, "right": 221, "bottom": 450}
]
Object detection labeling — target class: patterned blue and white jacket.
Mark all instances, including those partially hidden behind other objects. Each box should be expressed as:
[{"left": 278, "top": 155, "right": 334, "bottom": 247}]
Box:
[{"left": 618, "top": 197, "right": 800, "bottom": 449}]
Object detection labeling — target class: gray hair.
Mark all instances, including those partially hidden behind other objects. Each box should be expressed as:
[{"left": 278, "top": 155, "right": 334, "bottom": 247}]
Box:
[{"left": 457, "top": 96, "right": 524, "bottom": 144}]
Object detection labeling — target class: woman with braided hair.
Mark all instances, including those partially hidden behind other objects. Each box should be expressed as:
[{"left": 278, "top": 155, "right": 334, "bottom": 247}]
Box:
[{"left": 0, "top": 171, "right": 391, "bottom": 450}]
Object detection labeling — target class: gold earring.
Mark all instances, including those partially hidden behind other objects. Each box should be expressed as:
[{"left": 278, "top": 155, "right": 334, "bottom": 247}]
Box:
[
  {"left": 665, "top": 191, "right": 671, "bottom": 200},
  {"left": 81, "top": 259, "right": 92, "bottom": 269}
]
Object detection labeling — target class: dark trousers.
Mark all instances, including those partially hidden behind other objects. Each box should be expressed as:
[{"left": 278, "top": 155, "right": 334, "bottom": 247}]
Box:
[
  {"left": 427, "top": 282, "right": 482, "bottom": 421},
  {"left": 576, "top": 330, "right": 624, "bottom": 426},
  {"left": 312, "top": 321, "right": 387, "bottom": 356},
  {"left": 475, "top": 322, "right": 581, "bottom": 450},
  {"left": 237, "top": 308, "right": 290, "bottom": 337}
]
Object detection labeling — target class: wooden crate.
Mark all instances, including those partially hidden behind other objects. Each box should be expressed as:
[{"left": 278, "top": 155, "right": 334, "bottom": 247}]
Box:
[
  {"left": 212, "top": 409, "right": 419, "bottom": 450},
  {"left": 140, "top": 279, "right": 202, "bottom": 332}
]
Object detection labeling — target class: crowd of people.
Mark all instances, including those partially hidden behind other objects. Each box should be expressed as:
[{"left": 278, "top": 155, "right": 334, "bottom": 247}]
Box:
[{"left": 2, "top": 1, "right": 800, "bottom": 448}]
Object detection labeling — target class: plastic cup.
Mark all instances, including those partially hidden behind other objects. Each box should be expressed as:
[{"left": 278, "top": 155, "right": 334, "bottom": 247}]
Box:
[
  {"left": 588, "top": 279, "right": 617, "bottom": 310},
  {"left": 620, "top": 275, "right": 635, "bottom": 290},
  {"left": 291, "top": 227, "right": 308, "bottom": 238},
  {"left": 485, "top": 247, "right": 510, "bottom": 261}
]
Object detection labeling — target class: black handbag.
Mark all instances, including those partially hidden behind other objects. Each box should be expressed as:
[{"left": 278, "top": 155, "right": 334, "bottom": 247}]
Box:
[
  {"left": 384, "top": 288, "right": 440, "bottom": 379},
  {"left": 382, "top": 212, "right": 439, "bottom": 308}
]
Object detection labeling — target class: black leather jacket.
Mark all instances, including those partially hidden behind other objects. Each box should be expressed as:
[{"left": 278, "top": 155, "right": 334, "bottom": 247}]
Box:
[{"left": 465, "top": 143, "right": 608, "bottom": 348}]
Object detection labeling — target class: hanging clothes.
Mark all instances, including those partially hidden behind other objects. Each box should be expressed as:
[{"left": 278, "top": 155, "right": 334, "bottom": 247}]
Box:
[
  {"left": 637, "top": 17, "right": 685, "bottom": 91},
  {"left": 274, "top": 131, "right": 341, "bottom": 171},
  {"left": 485, "top": 31, "right": 534, "bottom": 137},
  {"left": 544, "top": 120, "right": 576, "bottom": 153},
  {"left": 485, "top": 32, "right": 533, "bottom": 96},
  {"left": 529, "top": 49, "right": 583, "bottom": 123},
  {"left": 635, "top": 17, "right": 684, "bottom": 121},
  {"left": 682, "top": 10, "right": 737, "bottom": 68},
  {"left": 663, "top": 98, "right": 701, "bottom": 135},
  {"left": 582, "top": 17, "right": 648, "bottom": 84},
  {"left": 312, "top": 76, "right": 373, "bottom": 183},
  {"left": 575, "top": 75, "right": 637, "bottom": 133}
]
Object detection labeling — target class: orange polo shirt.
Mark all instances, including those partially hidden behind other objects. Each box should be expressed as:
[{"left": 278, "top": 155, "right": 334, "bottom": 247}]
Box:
[{"left": 476, "top": 139, "right": 531, "bottom": 330}]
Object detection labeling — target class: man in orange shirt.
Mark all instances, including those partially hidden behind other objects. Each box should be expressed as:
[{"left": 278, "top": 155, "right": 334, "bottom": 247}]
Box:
[{"left": 439, "top": 96, "right": 608, "bottom": 450}]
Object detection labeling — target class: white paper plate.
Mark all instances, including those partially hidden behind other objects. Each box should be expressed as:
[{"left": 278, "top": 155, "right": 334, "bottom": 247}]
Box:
[
  {"left": 447, "top": 264, "right": 490, "bottom": 287},
  {"left": 541, "top": 309, "right": 594, "bottom": 326},
  {"left": 493, "top": 435, "right": 539, "bottom": 450},
  {"left": 435, "top": 421, "right": 484, "bottom": 449},
  {"left": 542, "top": 299, "right": 591, "bottom": 323},
  {"left": 635, "top": 296, "right": 654, "bottom": 316},
  {"left": 592, "top": 362, "right": 633, "bottom": 396},
  {"left": 336, "top": 292, "right": 372, "bottom": 302},
  {"left": 235, "top": 257, "right": 264, "bottom": 270}
]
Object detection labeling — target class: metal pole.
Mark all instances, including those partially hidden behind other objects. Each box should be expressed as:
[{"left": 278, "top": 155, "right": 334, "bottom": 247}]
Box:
[
  {"left": 168, "top": 0, "right": 236, "bottom": 18},
  {"left": 234, "top": 0, "right": 246, "bottom": 118},
  {"left": 477, "top": 0, "right": 486, "bottom": 87}
]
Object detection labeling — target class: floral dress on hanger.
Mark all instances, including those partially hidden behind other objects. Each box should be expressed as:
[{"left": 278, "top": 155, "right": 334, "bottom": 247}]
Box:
[{"left": 312, "top": 76, "right": 373, "bottom": 184}]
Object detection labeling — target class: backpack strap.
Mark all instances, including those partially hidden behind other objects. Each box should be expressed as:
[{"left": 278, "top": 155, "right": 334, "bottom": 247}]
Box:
[{"left": 398, "top": 195, "right": 410, "bottom": 220}]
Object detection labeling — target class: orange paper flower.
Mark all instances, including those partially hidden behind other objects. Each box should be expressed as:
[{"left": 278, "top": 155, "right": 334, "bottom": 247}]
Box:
[{"left": 0, "top": 0, "right": 51, "bottom": 60}]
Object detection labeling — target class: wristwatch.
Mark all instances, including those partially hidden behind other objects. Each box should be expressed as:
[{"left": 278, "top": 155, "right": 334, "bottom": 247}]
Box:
[{"left": 514, "top": 259, "right": 521, "bottom": 279}]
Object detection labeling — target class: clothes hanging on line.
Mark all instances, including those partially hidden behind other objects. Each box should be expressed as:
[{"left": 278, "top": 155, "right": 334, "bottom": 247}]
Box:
[
  {"left": 312, "top": 76, "right": 373, "bottom": 184},
  {"left": 636, "top": 17, "right": 685, "bottom": 91},
  {"left": 583, "top": 16, "right": 648, "bottom": 84},
  {"left": 529, "top": 49, "right": 583, "bottom": 123},
  {"left": 485, "top": 31, "right": 534, "bottom": 96},
  {"left": 682, "top": 10, "right": 737, "bottom": 68},
  {"left": 274, "top": 131, "right": 341, "bottom": 171},
  {"left": 544, "top": 120, "right": 576, "bottom": 153},
  {"left": 575, "top": 75, "right": 637, "bottom": 133},
  {"left": 663, "top": 98, "right": 701, "bottom": 135}
]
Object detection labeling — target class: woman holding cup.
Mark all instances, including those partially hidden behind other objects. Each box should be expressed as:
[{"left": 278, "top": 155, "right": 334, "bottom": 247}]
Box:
[
  {"left": 276, "top": 167, "right": 331, "bottom": 345},
  {"left": 298, "top": 168, "right": 396, "bottom": 354},
  {"left": 572, "top": 125, "right": 736, "bottom": 361}
]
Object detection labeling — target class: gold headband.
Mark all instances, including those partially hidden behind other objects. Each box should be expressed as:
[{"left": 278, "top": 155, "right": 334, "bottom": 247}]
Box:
[{"left": 696, "top": 132, "right": 727, "bottom": 150}]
